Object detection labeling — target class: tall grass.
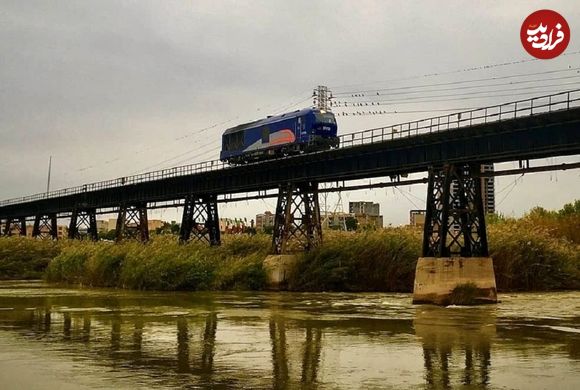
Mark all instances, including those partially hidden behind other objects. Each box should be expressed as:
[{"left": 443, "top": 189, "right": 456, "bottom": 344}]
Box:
[
  {"left": 0, "top": 237, "right": 62, "bottom": 279},
  {"left": 45, "top": 235, "right": 270, "bottom": 291},
  {"left": 287, "top": 228, "right": 422, "bottom": 292},
  {"left": 0, "top": 201, "right": 578, "bottom": 292},
  {"left": 489, "top": 220, "right": 580, "bottom": 291}
]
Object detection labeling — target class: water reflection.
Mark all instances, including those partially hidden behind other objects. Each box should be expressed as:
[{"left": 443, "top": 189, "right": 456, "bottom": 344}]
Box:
[
  {"left": 0, "top": 285, "right": 578, "bottom": 389},
  {"left": 415, "top": 307, "right": 494, "bottom": 389}
]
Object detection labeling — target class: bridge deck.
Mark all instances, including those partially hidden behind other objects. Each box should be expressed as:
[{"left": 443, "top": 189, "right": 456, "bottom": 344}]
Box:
[{"left": 1, "top": 91, "right": 580, "bottom": 219}]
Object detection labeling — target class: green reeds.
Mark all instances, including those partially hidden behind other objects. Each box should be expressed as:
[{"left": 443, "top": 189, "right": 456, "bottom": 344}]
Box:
[
  {"left": 0, "top": 201, "right": 578, "bottom": 292},
  {"left": 45, "top": 235, "right": 270, "bottom": 291}
]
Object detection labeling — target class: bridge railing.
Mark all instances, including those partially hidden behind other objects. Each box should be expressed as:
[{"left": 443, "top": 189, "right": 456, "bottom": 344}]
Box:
[
  {"left": 338, "top": 89, "right": 580, "bottom": 148},
  {"left": 1, "top": 89, "right": 579, "bottom": 208},
  {"left": 0, "top": 159, "right": 228, "bottom": 207}
]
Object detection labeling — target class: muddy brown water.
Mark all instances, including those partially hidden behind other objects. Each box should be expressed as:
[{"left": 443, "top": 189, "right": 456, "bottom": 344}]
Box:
[{"left": 0, "top": 281, "right": 578, "bottom": 389}]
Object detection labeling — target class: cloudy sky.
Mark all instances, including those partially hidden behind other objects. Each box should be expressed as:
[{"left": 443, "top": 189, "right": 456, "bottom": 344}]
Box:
[{"left": 1, "top": 0, "right": 579, "bottom": 224}]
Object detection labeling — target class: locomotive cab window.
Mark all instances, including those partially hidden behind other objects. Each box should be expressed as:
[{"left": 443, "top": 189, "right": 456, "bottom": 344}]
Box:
[
  {"left": 224, "top": 131, "right": 244, "bottom": 151},
  {"left": 315, "top": 113, "right": 336, "bottom": 124},
  {"left": 262, "top": 126, "right": 269, "bottom": 144}
]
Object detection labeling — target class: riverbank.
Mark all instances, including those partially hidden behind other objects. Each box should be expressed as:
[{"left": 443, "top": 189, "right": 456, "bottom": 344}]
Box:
[
  {"left": 0, "top": 220, "right": 576, "bottom": 292},
  {"left": 1, "top": 203, "right": 578, "bottom": 292}
]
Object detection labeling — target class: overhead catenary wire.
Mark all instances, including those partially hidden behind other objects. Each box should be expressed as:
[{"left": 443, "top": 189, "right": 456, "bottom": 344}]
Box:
[
  {"left": 332, "top": 79, "right": 580, "bottom": 107},
  {"left": 329, "top": 50, "right": 580, "bottom": 90},
  {"left": 332, "top": 87, "right": 580, "bottom": 113},
  {"left": 332, "top": 66, "right": 580, "bottom": 97},
  {"left": 333, "top": 71, "right": 580, "bottom": 99}
]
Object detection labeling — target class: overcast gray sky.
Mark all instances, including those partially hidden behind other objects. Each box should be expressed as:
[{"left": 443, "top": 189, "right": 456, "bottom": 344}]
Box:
[{"left": 1, "top": 0, "right": 579, "bottom": 225}]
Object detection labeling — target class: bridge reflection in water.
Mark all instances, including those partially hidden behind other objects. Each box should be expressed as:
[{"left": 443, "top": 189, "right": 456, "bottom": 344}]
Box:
[{"left": 0, "top": 287, "right": 578, "bottom": 389}]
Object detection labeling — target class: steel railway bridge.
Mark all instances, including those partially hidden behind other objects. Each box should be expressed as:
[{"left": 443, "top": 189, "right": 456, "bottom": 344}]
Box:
[{"left": 1, "top": 90, "right": 580, "bottom": 258}]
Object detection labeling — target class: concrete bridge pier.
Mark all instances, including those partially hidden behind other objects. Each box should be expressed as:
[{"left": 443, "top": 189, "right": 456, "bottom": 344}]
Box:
[{"left": 413, "top": 164, "right": 497, "bottom": 305}]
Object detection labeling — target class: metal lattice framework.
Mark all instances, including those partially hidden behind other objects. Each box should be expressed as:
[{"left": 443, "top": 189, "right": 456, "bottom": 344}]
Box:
[
  {"left": 32, "top": 213, "right": 58, "bottom": 240},
  {"left": 422, "top": 164, "right": 488, "bottom": 257},
  {"left": 115, "top": 203, "right": 149, "bottom": 242},
  {"left": 2, "top": 217, "right": 27, "bottom": 236},
  {"left": 272, "top": 182, "right": 322, "bottom": 254},
  {"left": 179, "top": 195, "right": 220, "bottom": 245},
  {"left": 68, "top": 208, "right": 98, "bottom": 241}
]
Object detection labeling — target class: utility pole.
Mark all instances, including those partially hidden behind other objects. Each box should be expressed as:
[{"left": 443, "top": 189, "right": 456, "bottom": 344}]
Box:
[
  {"left": 313, "top": 85, "right": 333, "bottom": 111},
  {"left": 46, "top": 156, "right": 52, "bottom": 194}
]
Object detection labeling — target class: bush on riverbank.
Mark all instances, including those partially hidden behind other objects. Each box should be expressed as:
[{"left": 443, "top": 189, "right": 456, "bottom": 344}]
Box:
[
  {"left": 0, "top": 201, "right": 578, "bottom": 292},
  {"left": 287, "top": 227, "right": 422, "bottom": 292},
  {"left": 44, "top": 235, "right": 270, "bottom": 290},
  {"left": 0, "top": 237, "right": 61, "bottom": 279},
  {"left": 488, "top": 220, "right": 580, "bottom": 291}
]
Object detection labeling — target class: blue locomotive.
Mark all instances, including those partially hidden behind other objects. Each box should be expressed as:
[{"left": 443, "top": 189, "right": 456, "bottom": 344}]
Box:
[{"left": 220, "top": 108, "right": 338, "bottom": 164}]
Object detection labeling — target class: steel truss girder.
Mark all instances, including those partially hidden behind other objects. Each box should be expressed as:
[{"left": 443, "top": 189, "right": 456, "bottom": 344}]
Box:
[
  {"left": 115, "top": 202, "right": 149, "bottom": 242},
  {"left": 422, "top": 164, "right": 489, "bottom": 257},
  {"left": 179, "top": 194, "right": 220, "bottom": 246},
  {"left": 32, "top": 213, "right": 58, "bottom": 240},
  {"left": 68, "top": 208, "right": 98, "bottom": 241},
  {"left": 272, "top": 182, "right": 322, "bottom": 254},
  {"left": 2, "top": 217, "right": 27, "bottom": 236}
]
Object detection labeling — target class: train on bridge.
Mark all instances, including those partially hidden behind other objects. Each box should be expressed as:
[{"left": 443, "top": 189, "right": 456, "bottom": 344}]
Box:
[{"left": 220, "top": 108, "right": 339, "bottom": 164}]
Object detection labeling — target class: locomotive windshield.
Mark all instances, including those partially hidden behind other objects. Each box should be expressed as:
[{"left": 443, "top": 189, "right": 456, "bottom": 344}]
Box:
[{"left": 314, "top": 112, "right": 336, "bottom": 124}]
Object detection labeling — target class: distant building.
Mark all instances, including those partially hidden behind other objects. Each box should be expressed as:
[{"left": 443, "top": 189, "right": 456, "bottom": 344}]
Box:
[
  {"left": 349, "top": 201, "right": 380, "bottom": 216},
  {"left": 105, "top": 218, "right": 164, "bottom": 232},
  {"left": 148, "top": 219, "right": 164, "bottom": 232},
  {"left": 255, "top": 211, "right": 275, "bottom": 231},
  {"left": 220, "top": 218, "right": 250, "bottom": 234},
  {"left": 108, "top": 218, "right": 118, "bottom": 231},
  {"left": 481, "top": 164, "right": 496, "bottom": 214},
  {"left": 348, "top": 201, "right": 383, "bottom": 228},
  {"left": 25, "top": 224, "right": 68, "bottom": 239},
  {"left": 450, "top": 164, "right": 495, "bottom": 214},
  {"left": 410, "top": 210, "right": 426, "bottom": 227},
  {"left": 96, "top": 220, "right": 109, "bottom": 233},
  {"left": 322, "top": 211, "right": 357, "bottom": 230}
]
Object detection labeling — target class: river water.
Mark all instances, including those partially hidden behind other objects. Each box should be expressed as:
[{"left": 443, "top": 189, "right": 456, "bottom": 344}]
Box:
[{"left": 0, "top": 281, "right": 578, "bottom": 389}]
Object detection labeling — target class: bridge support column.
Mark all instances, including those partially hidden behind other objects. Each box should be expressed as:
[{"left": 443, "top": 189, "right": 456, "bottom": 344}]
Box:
[
  {"left": 68, "top": 208, "right": 98, "bottom": 241},
  {"left": 3, "top": 217, "right": 27, "bottom": 236},
  {"left": 179, "top": 195, "right": 221, "bottom": 245},
  {"left": 272, "top": 182, "right": 322, "bottom": 254},
  {"left": 265, "top": 182, "right": 322, "bottom": 289},
  {"left": 115, "top": 203, "right": 149, "bottom": 242},
  {"left": 413, "top": 164, "right": 497, "bottom": 305},
  {"left": 32, "top": 213, "right": 58, "bottom": 240}
]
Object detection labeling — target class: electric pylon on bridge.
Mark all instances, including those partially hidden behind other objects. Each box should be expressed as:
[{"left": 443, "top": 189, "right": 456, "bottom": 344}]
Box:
[
  {"left": 179, "top": 194, "right": 221, "bottom": 246},
  {"left": 115, "top": 203, "right": 149, "bottom": 242},
  {"left": 272, "top": 182, "right": 322, "bottom": 254},
  {"left": 2, "top": 217, "right": 27, "bottom": 236},
  {"left": 68, "top": 208, "right": 98, "bottom": 241}
]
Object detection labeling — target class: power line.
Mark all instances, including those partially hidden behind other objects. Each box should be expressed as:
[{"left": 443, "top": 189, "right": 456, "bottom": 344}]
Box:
[
  {"left": 333, "top": 71, "right": 580, "bottom": 98},
  {"left": 330, "top": 50, "right": 580, "bottom": 91},
  {"left": 333, "top": 84, "right": 580, "bottom": 108},
  {"left": 335, "top": 107, "right": 478, "bottom": 116},
  {"left": 496, "top": 174, "right": 524, "bottom": 207},
  {"left": 394, "top": 186, "right": 421, "bottom": 208}
]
